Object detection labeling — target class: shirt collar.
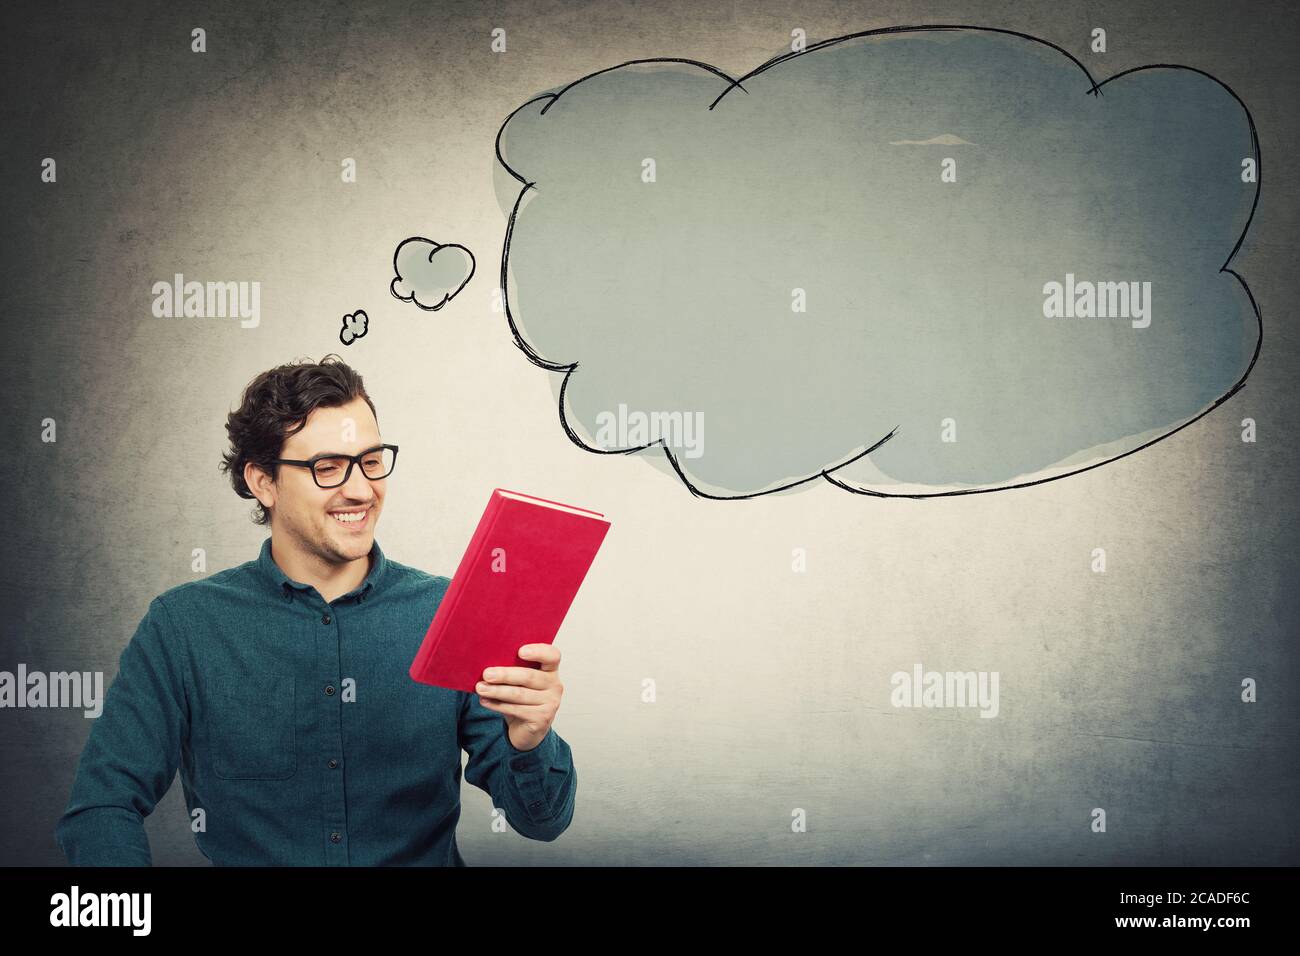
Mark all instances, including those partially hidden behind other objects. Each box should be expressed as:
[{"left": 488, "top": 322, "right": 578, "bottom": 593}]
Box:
[{"left": 257, "top": 536, "right": 388, "bottom": 604}]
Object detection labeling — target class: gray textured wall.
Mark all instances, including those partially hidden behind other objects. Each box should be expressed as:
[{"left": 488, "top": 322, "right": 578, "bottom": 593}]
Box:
[{"left": 2, "top": 0, "right": 1297, "bottom": 865}]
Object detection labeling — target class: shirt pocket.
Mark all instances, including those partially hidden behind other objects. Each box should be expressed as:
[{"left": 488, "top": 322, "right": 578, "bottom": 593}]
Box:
[{"left": 210, "top": 673, "right": 297, "bottom": 780}]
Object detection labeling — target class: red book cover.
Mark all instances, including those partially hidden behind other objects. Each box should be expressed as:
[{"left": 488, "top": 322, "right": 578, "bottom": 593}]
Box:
[{"left": 409, "top": 488, "right": 612, "bottom": 693}]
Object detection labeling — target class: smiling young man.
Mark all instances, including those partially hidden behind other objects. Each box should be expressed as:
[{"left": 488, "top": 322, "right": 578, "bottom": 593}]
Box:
[{"left": 55, "top": 355, "right": 575, "bottom": 865}]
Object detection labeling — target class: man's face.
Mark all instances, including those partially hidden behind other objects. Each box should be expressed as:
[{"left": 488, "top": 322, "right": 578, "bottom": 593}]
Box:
[{"left": 254, "top": 397, "right": 388, "bottom": 566}]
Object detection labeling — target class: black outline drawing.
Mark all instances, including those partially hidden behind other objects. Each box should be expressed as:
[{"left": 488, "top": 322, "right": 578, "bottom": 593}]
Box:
[
  {"left": 390, "top": 236, "right": 476, "bottom": 311},
  {"left": 339, "top": 309, "right": 369, "bottom": 346},
  {"left": 494, "top": 25, "right": 1262, "bottom": 500}
]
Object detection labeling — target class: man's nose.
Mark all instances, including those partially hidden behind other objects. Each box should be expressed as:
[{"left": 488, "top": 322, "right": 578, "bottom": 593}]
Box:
[{"left": 340, "top": 461, "right": 376, "bottom": 499}]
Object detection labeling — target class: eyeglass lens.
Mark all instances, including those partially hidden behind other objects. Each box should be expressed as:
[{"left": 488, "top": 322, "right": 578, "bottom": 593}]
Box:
[{"left": 311, "top": 447, "right": 395, "bottom": 487}]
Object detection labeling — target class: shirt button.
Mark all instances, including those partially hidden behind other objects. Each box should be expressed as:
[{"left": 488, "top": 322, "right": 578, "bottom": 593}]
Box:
[
  {"left": 330, "top": 832, "right": 342, "bottom": 844},
  {"left": 325, "top": 685, "right": 336, "bottom": 696},
  {"left": 328, "top": 759, "right": 339, "bottom": 769},
  {"left": 321, "top": 613, "right": 332, "bottom": 625}
]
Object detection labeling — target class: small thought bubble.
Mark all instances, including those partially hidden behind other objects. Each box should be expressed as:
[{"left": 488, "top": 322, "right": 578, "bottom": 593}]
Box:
[
  {"left": 340, "top": 309, "right": 369, "bottom": 345},
  {"left": 391, "top": 237, "right": 475, "bottom": 311}
]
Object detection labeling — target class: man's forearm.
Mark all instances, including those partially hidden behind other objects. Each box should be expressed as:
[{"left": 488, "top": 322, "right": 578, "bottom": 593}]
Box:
[
  {"left": 54, "top": 598, "right": 187, "bottom": 867},
  {"left": 500, "top": 728, "right": 576, "bottom": 842},
  {"left": 56, "top": 805, "right": 154, "bottom": 866}
]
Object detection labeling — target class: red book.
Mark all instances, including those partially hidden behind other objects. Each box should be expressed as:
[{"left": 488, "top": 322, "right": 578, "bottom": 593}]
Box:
[{"left": 409, "top": 488, "right": 612, "bottom": 693}]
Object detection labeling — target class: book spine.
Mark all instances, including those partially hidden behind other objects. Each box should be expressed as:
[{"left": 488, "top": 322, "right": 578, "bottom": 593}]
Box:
[{"left": 411, "top": 492, "right": 508, "bottom": 679}]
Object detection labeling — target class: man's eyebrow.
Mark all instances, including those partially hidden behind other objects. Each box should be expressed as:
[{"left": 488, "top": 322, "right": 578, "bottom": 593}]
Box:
[{"left": 304, "top": 443, "right": 385, "bottom": 460}]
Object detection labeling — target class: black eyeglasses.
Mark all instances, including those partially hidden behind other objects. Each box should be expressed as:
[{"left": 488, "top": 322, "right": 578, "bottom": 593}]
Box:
[{"left": 272, "top": 444, "right": 399, "bottom": 489}]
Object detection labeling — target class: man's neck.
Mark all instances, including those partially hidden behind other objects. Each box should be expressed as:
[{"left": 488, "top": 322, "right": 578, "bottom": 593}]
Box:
[{"left": 270, "top": 535, "right": 371, "bottom": 604}]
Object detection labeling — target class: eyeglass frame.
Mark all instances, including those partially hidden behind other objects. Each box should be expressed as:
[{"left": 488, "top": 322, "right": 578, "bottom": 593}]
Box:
[{"left": 270, "top": 443, "right": 400, "bottom": 489}]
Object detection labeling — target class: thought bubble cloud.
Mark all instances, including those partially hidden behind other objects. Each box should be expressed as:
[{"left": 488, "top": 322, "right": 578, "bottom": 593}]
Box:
[
  {"left": 494, "top": 27, "right": 1261, "bottom": 498},
  {"left": 391, "top": 237, "right": 475, "bottom": 311},
  {"left": 340, "top": 309, "right": 368, "bottom": 345}
]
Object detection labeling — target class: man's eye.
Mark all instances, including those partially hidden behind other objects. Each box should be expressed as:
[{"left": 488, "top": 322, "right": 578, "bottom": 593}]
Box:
[{"left": 315, "top": 462, "right": 341, "bottom": 474}]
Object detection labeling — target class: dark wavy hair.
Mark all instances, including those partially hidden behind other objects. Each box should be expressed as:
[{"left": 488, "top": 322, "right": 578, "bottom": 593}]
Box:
[{"left": 219, "top": 354, "right": 378, "bottom": 525}]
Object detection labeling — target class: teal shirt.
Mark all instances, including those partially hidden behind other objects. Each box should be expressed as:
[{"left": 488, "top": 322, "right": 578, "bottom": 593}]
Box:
[{"left": 54, "top": 537, "right": 576, "bottom": 865}]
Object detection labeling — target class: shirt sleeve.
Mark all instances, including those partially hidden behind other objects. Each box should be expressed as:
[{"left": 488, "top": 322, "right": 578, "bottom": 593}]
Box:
[
  {"left": 54, "top": 597, "right": 190, "bottom": 866},
  {"left": 457, "top": 691, "right": 576, "bottom": 842}
]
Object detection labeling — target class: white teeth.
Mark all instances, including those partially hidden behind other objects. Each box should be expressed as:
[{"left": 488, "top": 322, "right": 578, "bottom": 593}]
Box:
[{"left": 331, "top": 511, "right": 366, "bottom": 523}]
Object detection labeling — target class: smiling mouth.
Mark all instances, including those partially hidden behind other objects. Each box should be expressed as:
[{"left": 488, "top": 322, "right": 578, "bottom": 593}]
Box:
[{"left": 328, "top": 508, "right": 370, "bottom": 529}]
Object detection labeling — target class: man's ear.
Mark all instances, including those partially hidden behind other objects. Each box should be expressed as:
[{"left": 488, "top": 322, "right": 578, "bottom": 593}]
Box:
[{"left": 244, "top": 461, "right": 276, "bottom": 511}]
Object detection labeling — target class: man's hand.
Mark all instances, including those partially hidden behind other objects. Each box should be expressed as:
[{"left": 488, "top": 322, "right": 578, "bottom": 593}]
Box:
[{"left": 476, "top": 644, "right": 564, "bottom": 752}]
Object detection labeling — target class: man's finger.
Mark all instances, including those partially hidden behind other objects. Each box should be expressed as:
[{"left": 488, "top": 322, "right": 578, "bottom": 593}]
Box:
[
  {"left": 476, "top": 683, "right": 546, "bottom": 705},
  {"left": 516, "top": 644, "right": 561, "bottom": 670},
  {"left": 477, "top": 698, "right": 539, "bottom": 720},
  {"left": 481, "top": 665, "right": 551, "bottom": 688}
]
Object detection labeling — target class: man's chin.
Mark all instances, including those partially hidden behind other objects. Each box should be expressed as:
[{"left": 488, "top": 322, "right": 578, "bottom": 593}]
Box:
[
  {"left": 333, "top": 536, "right": 373, "bottom": 560},
  {"left": 321, "top": 527, "right": 374, "bottom": 562}
]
